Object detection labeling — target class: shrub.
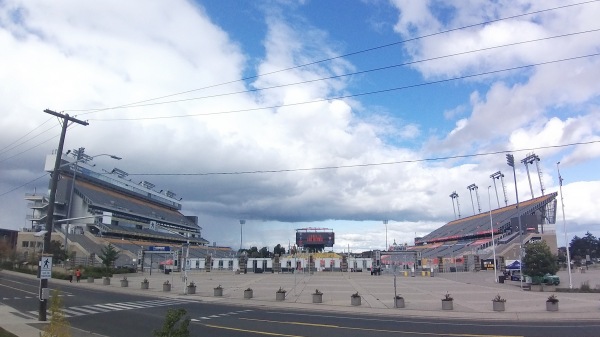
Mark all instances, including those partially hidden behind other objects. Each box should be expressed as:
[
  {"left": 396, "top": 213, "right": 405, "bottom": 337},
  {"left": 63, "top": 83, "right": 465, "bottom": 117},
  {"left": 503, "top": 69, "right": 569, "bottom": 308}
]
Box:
[
  {"left": 547, "top": 294, "right": 559, "bottom": 303},
  {"left": 153, "top": 308, "right": 190, "bottom": 337},
  {"left": 492, "top": 294, "right": 506, "bottom": 303},
  {"left": 443, "top": 293, "right": 453, "bottom": 301},
  {"left": 580, "top": 281, "right": 591, "bottom": 292}
]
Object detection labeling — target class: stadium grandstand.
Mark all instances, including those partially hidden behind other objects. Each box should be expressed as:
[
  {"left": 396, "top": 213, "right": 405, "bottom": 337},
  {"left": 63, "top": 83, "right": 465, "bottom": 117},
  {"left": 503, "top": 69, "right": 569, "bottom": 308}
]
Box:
[
  {"left": 20, "top": 148, "right": 233, "bottom": 268},
  {"left": 406, "top": 192, "right": 558, "bottom": 272}
]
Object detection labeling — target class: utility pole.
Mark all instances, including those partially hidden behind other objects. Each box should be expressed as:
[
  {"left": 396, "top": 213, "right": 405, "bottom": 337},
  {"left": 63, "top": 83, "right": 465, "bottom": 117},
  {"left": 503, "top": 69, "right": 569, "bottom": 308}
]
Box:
[{"left": 40, "top": 109, "right": 88, "bottom": 321}]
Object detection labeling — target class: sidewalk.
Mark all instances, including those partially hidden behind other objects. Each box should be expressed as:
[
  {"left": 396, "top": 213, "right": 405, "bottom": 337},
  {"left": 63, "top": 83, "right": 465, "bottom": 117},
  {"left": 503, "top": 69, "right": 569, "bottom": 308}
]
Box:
[{"left": 2, "top": 268, "right": 599, "bottom": 336}]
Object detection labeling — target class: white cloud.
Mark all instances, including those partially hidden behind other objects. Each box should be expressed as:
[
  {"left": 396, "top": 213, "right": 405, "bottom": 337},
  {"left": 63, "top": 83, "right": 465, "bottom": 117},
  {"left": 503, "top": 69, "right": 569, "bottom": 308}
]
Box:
[{"left": 1, "top": 0, "right": 599, "bottom": 253}]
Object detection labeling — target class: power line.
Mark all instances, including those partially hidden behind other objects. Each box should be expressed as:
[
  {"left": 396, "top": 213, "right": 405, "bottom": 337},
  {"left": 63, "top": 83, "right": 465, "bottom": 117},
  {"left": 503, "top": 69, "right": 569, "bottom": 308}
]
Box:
[
  {"left": 0, "top": 118, "right": 56, "bottom": 157},
  {"left": 2, "top": 139, "right": 596, "bottom": 197},
  {"left": 66, "top": 0, "right": 600, "bottom": 115},
  {"left": 0, "top": 123, "right": 80, "bottom": 163},
  {"left": 0, "top": 173, "right": 49, "bottom": 197},
  {"left": 89, "top": 53, "right": 600, "bottom": 121},
  {"left": 124, "top": 140, "right": 600, "bottom": 177},
  {"left": 80, "top": 28, "right": 600, "bottom": 111}
]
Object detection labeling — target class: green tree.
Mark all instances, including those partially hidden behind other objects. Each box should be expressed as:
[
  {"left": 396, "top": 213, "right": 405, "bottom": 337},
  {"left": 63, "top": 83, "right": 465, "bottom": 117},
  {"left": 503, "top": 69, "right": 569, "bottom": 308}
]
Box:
[
  {"left": 247, "top": 246, "right": 260, "bottom": 258},
  {"left": 259, "top": 246, "right": 270, "bottom": 258},
  {"left": 153, "top": 308, "right": 190, "bottom": 337},
  {"left": 523, "top": 241, "right": 559, "bottom": 282},
  {"left": 569, "top": 232, "right": 599, "bottom": 263},
  {"left": 48, "top": 240, "right": 68, "bottom": 263},
  {"left": 273, "top": 244, "right": 286, "bottom": 256},
  {"left": 99, "top": 244, "right": 119, "bottom": 272}
]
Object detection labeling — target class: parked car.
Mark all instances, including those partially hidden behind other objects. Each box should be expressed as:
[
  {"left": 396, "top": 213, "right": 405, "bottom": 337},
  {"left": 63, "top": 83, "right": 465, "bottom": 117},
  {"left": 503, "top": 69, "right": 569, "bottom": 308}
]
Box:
[{"left": 543, "top": 273, "right": 560, "bottom": 285}]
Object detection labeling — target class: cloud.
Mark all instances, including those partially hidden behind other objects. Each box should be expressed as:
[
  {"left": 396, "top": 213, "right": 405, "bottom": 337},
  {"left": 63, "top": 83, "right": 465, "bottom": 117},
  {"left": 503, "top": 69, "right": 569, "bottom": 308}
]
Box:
[{"left": 1, "top": 1, "right": 599, "bottom": 252}]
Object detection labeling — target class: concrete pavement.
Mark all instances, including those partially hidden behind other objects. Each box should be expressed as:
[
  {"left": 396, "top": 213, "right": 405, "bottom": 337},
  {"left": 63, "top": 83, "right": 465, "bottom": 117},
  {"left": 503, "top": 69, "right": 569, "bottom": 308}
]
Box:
[{"left": 1, "top": 267, "right": 599, "bottom": 336}]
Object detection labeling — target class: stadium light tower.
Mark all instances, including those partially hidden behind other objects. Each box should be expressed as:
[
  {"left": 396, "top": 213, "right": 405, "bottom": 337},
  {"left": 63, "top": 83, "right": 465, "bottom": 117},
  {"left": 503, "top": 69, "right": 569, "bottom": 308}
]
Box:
[
  {"left": 467, "top": 184, "right": 481, "bottom": 214},
  {"left": 521, "top": 153, "right": 540, "bottom": 199},
  {"left": 490, "top": 171, "right": 504, "bottom": 208},
  {"left": 487, "top": 186, "right": 498, "bottom": 282},
  {"left": 449, "top": 191, "right": 461, "bottom": 219},
  {"left": 506, "top": 154, "right": 523, "bottom": 290},
  {"left": 557, "top": 162, "right": 573, "bottom": 289}
]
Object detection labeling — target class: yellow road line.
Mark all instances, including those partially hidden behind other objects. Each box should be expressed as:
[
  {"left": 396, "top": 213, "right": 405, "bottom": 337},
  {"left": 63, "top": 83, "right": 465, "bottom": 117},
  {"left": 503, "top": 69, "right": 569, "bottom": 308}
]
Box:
[
  {"left": 238, "top": 318, "right": 523, "bottom": 337},
  {"left": 202, "top": 323, "right": 305, "bottom": 337}
]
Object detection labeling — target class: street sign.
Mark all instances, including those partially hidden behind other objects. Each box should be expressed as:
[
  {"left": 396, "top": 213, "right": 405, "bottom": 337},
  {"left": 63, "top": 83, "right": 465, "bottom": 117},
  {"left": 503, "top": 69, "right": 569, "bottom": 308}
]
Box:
[{"left": 40, "top": 256, "right": 52, "bottom": 279}]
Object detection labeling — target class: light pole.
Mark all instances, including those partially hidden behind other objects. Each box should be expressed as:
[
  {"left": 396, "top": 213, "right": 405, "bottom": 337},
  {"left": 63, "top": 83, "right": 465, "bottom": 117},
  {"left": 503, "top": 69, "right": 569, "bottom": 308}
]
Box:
[
  {"left": 239, "top": 219, "right": 246, "bottom": 252},
  {"left": 64, "top": 150, "right": 121, "bottom": 252},
  {"left": 506, "top": 154, "right": 523, "bottom": 290},
  {"left": 487, "top": 186, "right": 498, "bottom": 282},
  {"left": 383, "top": 220, "right": 388, "bottom": 250},
  {"left": 557, "top": 162, "right": 573, "bottom": 289}
]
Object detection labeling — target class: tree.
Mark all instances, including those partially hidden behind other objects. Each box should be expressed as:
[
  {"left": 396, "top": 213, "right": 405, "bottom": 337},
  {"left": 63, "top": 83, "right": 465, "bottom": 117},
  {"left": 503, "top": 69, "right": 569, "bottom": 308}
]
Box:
[
  {"left": 99, "top": 244, "right": 119, "bottom": 271},
  {"left": 259, "top": 246, "right": 270, "bottom": 258},
  {"left": 522, "top": 241, "right": 559, "bottom": 281},
  {"left": 153, "top": 308, "right": 190, "bottom": 337},
  {"left": 273, "top": 244, "right": 286, "bottom": 256},
  {"left": 569, "top": 232, "right": 599, "bottom": 264},
  {"left": 48, "top": 240, "right": 68, "bottom": 263}
]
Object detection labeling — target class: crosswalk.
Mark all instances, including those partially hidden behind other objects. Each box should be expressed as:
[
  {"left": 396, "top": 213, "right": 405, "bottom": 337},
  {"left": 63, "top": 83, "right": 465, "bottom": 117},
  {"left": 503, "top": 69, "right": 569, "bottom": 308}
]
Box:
[
  {"left": 191, "top": 309, "right": 253, "bottom": 321},
  {"left": 24, "top": 298, "right": 193, "bottom": 319}
]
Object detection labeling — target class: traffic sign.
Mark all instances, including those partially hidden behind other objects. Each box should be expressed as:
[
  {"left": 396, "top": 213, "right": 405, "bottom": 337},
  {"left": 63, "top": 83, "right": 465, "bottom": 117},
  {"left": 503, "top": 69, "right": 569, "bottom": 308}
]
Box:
[{"left": 40, "top": 256, "right": 52, "bottom": 279}]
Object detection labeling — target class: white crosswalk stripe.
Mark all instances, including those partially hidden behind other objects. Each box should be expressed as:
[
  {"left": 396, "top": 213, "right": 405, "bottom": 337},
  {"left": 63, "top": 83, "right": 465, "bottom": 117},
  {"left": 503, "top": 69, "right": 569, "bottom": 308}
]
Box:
[
  {"left": 191, "top": 310, "right": 253, "bottom": 322},
  {"left": 28, "top": 298, "right": 193, "bottom": 319}
]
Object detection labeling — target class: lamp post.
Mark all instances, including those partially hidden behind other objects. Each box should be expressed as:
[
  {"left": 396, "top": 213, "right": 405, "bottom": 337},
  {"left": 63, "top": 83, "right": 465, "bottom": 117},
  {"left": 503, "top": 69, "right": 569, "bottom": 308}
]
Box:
[
  {"left": 383, "top": 220, "right": 388, "bottom": 250},
  {"left": 64, "top": 150, "right": 121, "bottom": 252},
  {"left": 506, "top": 154, "right": 523, "bottom": 290},
  {"left": 239, "top": 219, "right": 246, "bottom": 252},
  {"left": 557, "top": 162, "right": 573, "bottom": 289},
  {"left": 487, "top": 186, "right": 498, "bottom": 282}
]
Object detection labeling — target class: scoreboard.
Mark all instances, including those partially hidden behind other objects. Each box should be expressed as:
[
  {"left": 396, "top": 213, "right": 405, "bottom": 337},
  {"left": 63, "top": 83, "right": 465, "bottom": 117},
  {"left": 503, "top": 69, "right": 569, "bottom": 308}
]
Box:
[{"left": 296, "top": 232, "right": 335, "bottom": 247}]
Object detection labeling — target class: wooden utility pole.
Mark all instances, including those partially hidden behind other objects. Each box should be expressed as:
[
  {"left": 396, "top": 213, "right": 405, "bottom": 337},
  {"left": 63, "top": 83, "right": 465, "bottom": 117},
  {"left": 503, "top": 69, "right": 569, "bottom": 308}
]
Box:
[{"left": 39, "top": 109, "right": 88, "bottom": 321}]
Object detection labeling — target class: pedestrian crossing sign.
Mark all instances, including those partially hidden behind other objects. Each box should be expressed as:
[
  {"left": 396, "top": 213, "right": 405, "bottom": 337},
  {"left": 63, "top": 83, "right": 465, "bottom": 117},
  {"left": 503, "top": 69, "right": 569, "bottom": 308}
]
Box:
[{"left": 40, "top": 256, "right": 52, "bottom": 279}]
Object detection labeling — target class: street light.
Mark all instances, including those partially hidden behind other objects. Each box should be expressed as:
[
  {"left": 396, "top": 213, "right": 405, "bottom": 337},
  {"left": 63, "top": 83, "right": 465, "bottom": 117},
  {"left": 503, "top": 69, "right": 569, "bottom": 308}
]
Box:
[
  {"left": 383, "top": 220, "right": 388, "bottom": 250},
  {"left": 34, "top": 230, "right": 48, "bottom": 257},
  {"left": 64, "top": 150, "right": 121, "bottom": 252},
  {"left": 487, "top": 186, "right": 498, "bottom": 282},
  {"left": 239, "top": 220, "right": 246, "bottom": 252},
  {"left": 557, "top": 162, "right": 573, "bottom": 289}
]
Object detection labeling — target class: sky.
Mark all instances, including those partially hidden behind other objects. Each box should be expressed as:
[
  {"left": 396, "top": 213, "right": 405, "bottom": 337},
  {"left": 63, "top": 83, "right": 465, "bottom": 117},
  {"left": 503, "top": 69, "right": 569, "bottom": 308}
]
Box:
[{"left": 1, "top": 0, "right": 599, "bottom": 252}]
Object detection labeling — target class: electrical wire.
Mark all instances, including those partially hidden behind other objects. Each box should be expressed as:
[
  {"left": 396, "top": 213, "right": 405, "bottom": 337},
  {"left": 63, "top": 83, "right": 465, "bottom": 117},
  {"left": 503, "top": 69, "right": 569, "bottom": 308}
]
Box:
[
  {"left": 78, "top": 28, "right": 600, "bottom": 111},
  {"left": 0, "top": 118, "right": 56, "bottom": 157},
  {"left": 65, "top": 0, "right": 600, "bottom": 115},
  {"left": 0, "top": 123, "right": 79, "bottom": 163},
  {"left": 0, "top": 173, "right": 49, "bottom": 197},
  {"left": 124, "top": 140, "right": 600, "bottom": 176},
  {"left": 88, "top": 53, "right": 600, "bottom": 121}
]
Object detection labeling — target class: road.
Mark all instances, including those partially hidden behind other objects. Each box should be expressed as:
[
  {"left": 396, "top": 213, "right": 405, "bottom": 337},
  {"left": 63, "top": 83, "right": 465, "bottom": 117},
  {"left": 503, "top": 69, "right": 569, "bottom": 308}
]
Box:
[{"left": 1, "top": 272, "right": 599, "bottom": 336}]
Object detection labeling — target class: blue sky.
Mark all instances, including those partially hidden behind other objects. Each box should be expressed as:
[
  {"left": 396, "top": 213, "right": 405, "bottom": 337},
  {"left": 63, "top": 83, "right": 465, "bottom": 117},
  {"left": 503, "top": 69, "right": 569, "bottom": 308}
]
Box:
[{"left": 1, "top": 0, "right": 599, "bottom": 252}]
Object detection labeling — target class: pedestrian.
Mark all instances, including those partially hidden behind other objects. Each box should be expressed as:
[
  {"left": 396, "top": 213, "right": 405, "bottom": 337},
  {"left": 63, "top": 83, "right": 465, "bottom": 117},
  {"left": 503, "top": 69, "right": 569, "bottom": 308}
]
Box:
[
  {"left": 69, "top": 269, "right": 74, "bottom": 283},
  {"left": 76, "top": 269, "right": 81, "bottom": 283}
]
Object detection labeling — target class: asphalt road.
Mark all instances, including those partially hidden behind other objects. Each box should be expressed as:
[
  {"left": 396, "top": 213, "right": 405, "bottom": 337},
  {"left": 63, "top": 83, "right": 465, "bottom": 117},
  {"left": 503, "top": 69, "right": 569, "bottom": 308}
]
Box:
[{"left": 2, "top": 272, "right": 599, "bottom": 337}]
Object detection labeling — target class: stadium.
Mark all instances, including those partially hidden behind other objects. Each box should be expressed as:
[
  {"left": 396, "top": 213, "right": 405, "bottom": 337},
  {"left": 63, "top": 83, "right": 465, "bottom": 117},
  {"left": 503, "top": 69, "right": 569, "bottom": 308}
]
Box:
[{"left": 16, "top": 149, "right": 558, "bottom": 275}]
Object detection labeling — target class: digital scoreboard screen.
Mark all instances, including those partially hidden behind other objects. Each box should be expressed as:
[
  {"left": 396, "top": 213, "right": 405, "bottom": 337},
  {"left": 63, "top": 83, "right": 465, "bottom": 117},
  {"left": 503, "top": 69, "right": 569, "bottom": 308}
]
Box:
[{"left": 296, "top": 232, "right": 335, "bottom": 247}]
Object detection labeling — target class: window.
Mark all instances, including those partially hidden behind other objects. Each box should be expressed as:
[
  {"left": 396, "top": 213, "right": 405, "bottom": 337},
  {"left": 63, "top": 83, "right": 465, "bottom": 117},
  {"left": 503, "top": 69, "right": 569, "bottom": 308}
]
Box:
[{"left": 22, "top": 241, "right": 29, "bottom": 248}]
